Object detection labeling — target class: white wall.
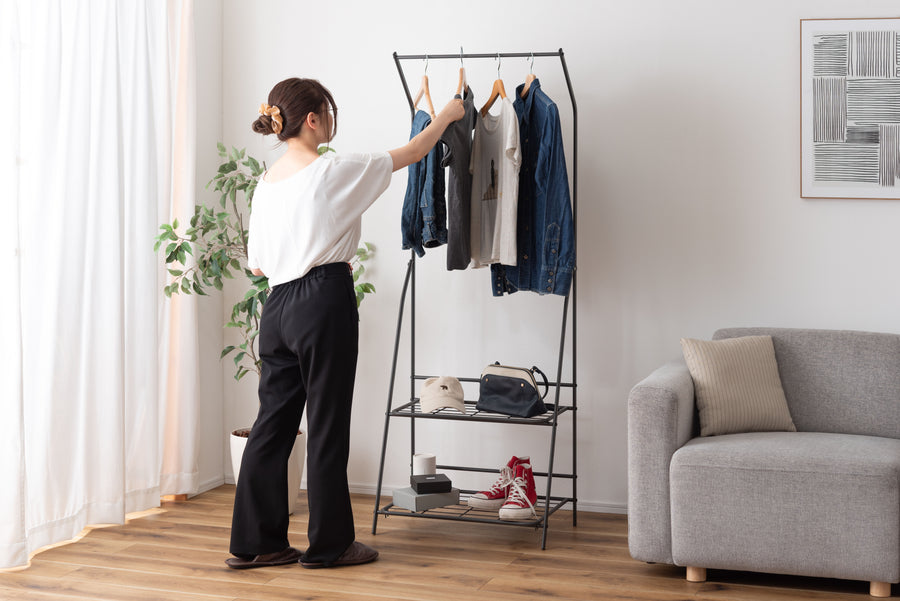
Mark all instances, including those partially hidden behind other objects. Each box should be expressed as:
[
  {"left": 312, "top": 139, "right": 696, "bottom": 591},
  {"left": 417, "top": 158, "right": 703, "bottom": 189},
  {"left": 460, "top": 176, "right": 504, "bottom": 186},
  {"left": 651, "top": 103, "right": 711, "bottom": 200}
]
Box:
[
  {"left": 194, "top": 0, "right": 225, "bottom": 493},
  {"left": 205, "top": 0, "right": 900, "bottom": 512}
]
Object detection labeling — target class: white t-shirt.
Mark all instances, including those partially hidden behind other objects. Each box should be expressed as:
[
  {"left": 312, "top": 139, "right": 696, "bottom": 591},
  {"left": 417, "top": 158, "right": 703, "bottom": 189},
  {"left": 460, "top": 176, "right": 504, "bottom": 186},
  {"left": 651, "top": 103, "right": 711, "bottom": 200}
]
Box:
[
  {"left": 247, "top": 151, "right": 393, "bottom": 287},
  {"left": 469, "top": 98, "right": 520, "bottom": 268}
]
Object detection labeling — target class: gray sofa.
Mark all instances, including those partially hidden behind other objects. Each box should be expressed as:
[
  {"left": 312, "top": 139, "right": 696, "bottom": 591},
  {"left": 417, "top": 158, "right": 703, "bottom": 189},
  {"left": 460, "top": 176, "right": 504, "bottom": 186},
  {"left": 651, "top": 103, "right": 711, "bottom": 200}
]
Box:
[{"left": 627, "top": 327, "right": 900, "bottom": 598}]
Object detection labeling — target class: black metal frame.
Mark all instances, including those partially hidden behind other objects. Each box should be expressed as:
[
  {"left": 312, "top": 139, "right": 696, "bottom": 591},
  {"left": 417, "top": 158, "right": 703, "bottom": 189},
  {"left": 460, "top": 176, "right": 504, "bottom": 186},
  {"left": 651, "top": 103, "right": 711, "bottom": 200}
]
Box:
[{"left": 371, "top": 49, "right": 578, "bottom": 550}]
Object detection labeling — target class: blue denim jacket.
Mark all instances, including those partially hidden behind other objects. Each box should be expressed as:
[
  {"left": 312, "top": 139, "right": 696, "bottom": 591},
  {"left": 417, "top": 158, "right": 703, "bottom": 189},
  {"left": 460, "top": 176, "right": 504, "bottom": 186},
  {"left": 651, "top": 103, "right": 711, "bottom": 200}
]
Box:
[
  {"left": 401, "top": 110, "right": 447, "bottom": 257},
  {"left": 491, "top": 79, "right": 575, "bottom": 296}
]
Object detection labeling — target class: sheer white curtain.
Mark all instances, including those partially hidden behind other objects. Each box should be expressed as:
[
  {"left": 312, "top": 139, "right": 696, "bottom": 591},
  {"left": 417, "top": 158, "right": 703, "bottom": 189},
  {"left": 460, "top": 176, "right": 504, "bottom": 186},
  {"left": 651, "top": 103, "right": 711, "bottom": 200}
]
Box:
[
  {"left": 0, "top": 0, "right": 200, "bottom": 569},
  {"left": 158, "top": 0, "right": 201, "bottom": 498}
]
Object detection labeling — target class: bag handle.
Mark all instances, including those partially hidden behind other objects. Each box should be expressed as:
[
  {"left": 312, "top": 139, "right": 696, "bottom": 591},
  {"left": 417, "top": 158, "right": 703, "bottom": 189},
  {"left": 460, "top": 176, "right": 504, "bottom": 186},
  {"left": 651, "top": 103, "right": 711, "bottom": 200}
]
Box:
[{"left": 531, "top": 366, "right": 550, "bottom": 399}]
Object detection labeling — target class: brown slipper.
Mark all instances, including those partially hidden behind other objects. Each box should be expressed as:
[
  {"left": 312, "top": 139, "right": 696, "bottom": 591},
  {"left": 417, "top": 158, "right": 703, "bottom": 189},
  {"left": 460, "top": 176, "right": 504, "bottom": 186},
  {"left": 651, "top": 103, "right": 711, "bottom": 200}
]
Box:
[
  {"left": 225, "top": 546, "right": 302, "bottom": 569},
  {"left": 300, "top": 541, "right": 378, "bottom": 569}
]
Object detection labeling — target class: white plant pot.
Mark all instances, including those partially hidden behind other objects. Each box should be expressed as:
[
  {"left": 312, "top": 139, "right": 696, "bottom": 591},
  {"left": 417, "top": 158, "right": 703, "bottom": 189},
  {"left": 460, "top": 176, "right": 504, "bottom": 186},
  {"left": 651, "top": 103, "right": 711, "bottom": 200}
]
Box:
[{"left": 230, "top": 429, "right": 306, "bottom": 515}]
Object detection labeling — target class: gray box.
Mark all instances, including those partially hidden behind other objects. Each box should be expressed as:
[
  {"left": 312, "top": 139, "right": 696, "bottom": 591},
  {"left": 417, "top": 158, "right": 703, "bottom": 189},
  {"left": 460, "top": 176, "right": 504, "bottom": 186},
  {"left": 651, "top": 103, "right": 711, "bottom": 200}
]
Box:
[{"left": 391, "top": 487, "right": 460, "bottom": 512}]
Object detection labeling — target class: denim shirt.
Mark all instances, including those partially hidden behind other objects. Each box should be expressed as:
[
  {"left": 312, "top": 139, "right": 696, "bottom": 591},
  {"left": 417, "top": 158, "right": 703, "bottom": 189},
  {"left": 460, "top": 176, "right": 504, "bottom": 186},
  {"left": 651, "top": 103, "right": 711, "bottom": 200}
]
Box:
[
  {"left": 491, "top": 79, "right": 575, "bottom": 296},
  {"left": 401, "top": 110, "right": 447, "bottom": 257}
]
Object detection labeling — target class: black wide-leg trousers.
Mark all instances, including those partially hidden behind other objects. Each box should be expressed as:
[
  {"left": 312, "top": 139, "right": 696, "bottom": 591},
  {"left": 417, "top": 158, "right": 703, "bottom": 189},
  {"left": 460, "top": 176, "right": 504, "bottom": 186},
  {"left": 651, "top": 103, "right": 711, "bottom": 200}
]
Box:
[{"left": 229, "top": 262, "right": 358, "bottom": 563}]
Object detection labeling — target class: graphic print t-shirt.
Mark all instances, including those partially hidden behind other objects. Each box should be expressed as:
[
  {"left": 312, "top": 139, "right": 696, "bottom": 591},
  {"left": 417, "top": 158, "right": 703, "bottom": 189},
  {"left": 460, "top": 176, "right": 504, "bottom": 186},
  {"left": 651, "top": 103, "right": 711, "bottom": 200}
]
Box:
[{"left": 469, "top": 98, "right": 520, "bottom": 268}]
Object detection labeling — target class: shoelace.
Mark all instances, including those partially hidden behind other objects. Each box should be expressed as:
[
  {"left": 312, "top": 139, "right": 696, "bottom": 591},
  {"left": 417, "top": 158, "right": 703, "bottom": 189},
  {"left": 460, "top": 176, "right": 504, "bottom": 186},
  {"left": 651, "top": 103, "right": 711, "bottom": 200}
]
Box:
[
  {"left": 506, "top": 474, "right": 536, "bottom": 516},
  {"left": 486, "top": 466, "right": 514, "bottom": 495}
]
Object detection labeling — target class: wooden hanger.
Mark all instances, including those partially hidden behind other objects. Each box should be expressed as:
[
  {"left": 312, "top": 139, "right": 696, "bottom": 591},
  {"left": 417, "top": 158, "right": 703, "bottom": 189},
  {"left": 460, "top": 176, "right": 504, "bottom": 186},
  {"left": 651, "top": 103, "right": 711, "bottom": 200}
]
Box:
[
  {"left": 412, "top": 57, "right": 436, "bottom": 119},
  {"left": 413, "top": 75, "right": 436, "bottom": 120},
  {"left": 456, "top": 47, "right": 467, "bottom": 96},
  {"left": 456, "top": 67, "right": 467, "bottom": 96},
  {"left": 520, "top": 73, "right": 536, "bottom": 98},
  {"left": 480, "top": 54, "right": 506, "bottom": 118},
  {"left": 480, "top": 78, "right": 506, "bottom": 118},
  {"left": 521, "top": 53, "right": 536, "bottom": 98}
]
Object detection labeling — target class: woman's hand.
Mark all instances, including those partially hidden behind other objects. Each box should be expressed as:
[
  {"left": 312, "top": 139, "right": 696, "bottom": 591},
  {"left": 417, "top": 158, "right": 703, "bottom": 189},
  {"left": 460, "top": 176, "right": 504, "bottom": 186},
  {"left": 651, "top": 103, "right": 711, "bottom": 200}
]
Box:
[
  {"left": 437, "top": 97, "right": 465, "bottom": 125},
  {"left": 390, "top": 96, "right": 466, "bottom": 172}
]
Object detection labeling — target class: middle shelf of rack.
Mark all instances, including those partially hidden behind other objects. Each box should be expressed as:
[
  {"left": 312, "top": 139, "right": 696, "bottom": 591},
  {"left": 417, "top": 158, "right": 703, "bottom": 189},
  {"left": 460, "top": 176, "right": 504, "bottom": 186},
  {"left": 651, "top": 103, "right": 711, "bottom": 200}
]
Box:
[{"left": 389, "top": 399, "right": 575, "bottom": 425}]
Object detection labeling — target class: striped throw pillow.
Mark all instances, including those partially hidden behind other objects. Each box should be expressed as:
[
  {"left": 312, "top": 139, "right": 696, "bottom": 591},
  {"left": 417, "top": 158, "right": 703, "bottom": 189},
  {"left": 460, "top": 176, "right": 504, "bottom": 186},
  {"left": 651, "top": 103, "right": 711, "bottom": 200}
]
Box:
[{"left": 681, "top": 335, "right": 796, "bottom": 437}]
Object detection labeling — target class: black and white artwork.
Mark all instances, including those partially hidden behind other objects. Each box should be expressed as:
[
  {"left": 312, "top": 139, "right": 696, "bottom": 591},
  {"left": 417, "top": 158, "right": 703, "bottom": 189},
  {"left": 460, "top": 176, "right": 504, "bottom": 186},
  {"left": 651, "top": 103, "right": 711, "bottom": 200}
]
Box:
[{"left": 801, "top": 18, "right": 900, "bottom": 199}]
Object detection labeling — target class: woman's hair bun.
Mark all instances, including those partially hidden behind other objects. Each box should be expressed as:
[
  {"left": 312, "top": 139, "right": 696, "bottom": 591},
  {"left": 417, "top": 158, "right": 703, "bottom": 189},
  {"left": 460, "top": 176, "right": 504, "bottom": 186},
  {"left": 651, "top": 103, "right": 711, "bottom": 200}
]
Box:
[{"left": 252, "top": 116, "right": 273, "bottom": 135}]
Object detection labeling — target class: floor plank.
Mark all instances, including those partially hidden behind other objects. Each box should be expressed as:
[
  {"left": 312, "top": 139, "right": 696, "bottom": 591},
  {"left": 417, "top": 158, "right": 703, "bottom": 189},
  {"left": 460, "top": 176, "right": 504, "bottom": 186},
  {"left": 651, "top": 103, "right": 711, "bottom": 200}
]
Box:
[{"left": 0, "top": 485, "right": 891, "bottom": 600}]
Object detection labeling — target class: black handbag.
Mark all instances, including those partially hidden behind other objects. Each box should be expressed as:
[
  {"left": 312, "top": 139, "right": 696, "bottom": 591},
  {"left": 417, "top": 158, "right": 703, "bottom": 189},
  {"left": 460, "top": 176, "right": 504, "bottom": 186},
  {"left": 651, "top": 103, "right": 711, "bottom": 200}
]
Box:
[{"left": 476, "top": 362, "right": 550, "bottom": 418}]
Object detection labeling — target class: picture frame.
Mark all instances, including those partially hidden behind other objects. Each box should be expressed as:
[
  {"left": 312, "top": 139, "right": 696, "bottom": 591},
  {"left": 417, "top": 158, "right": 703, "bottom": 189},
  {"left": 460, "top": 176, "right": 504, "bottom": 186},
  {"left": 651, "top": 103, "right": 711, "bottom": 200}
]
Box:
[{"left": 800, "top": 17, "right": 900, "bottom": 200}]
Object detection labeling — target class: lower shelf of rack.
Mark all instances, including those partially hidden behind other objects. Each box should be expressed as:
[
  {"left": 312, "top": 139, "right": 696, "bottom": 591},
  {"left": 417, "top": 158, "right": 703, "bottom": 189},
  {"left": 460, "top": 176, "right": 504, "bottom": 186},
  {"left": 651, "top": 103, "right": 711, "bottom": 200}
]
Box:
[{"left": 375, "top": 492, "right": 575, "bottom": 527}]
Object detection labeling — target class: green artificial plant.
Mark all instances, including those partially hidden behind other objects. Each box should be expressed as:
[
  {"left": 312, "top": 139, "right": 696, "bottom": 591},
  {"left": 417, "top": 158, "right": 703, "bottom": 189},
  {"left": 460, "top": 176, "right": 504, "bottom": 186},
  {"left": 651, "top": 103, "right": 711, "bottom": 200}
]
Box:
[{"left": 155, "top": 143, "right": 375, "bottom": 381}]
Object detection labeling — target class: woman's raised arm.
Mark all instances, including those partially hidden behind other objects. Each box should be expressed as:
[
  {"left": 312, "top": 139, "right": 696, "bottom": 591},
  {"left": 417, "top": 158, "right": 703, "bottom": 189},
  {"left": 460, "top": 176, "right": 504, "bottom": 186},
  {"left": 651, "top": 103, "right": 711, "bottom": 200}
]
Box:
[{"left": 389, "top": 97, "right": 465, "bottom": 172}]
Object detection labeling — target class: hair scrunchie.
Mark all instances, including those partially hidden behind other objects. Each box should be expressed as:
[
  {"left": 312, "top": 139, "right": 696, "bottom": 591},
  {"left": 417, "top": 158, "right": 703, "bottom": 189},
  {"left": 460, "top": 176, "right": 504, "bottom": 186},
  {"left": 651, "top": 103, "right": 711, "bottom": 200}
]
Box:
[{"left": 259, "top": 103, "right": 283, "bottom": 134}]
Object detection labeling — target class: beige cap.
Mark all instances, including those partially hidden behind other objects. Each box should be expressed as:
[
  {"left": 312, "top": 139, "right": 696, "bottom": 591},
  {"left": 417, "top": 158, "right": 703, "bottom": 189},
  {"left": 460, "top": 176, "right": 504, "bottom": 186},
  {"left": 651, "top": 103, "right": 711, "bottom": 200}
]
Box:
[{"left": 420, "top": 376, "right": 465, "bottom": 414}]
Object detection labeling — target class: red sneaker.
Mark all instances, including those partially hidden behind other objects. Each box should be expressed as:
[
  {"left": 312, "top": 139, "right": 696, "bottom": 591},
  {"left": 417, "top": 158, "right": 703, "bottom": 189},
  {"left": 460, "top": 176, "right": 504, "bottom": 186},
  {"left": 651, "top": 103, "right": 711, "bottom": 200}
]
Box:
[
  {"left": 498, "top": 462, "right": 537, "bottom": 520},
  {"left": 466, "top": 455, "right": 530, "bottom": 510}
]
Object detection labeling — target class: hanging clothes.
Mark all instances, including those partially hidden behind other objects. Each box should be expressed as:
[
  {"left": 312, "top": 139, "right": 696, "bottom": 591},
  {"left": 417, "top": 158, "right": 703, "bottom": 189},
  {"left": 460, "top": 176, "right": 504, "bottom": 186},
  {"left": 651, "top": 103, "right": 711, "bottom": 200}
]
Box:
[
  {"left": 401, "top": 110, "right": 447, "bottom": 257},
  {"left": 440, "top": 86, "right": 477, "bottom": 271},
  {"left": 469, "top": 97, "right": 520, "bottom": 268},
  {"left": 491, "top": 79, "right": 574, "bottom": 296}
]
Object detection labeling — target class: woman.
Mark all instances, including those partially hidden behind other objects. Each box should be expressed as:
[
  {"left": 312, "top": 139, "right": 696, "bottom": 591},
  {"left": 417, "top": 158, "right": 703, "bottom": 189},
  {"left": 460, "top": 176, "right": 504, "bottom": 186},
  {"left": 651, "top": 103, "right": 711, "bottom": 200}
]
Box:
[{"left": 226, "top": 77, "right": 463, "bottom": 569}]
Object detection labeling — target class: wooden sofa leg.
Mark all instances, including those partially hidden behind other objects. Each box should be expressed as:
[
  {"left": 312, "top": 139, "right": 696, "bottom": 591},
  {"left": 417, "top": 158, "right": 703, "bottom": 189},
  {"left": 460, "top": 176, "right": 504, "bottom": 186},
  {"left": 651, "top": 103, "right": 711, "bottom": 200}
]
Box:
[
  {"left": 870, "top": 581, "right": 891, "bottom": 598},
  {"left": 686, "top": 567, "right": 707, "bottom": 582}
]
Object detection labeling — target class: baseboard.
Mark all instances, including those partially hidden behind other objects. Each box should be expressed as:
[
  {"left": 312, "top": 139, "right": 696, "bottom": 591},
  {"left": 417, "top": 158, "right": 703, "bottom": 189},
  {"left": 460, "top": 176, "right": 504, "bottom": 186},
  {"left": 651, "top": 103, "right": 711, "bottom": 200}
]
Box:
[
  {"left": 198, "top": 476, "right": 226, "bottom": 495},
  {"left": 348, "top": 482, "right": 628, "bottom": 515},
  {"left": 576, "top": 500, "right": 627, "bottom": 515}
]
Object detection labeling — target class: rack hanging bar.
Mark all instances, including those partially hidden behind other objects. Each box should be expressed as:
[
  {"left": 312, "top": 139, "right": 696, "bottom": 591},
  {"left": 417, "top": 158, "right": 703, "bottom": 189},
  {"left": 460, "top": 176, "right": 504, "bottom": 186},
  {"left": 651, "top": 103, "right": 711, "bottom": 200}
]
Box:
[
  {"left": 395, "top": 50, "right": 563, "bottom": 61},
  {"left": 393, "top": 50, "right": 573, "bottom": 119}
]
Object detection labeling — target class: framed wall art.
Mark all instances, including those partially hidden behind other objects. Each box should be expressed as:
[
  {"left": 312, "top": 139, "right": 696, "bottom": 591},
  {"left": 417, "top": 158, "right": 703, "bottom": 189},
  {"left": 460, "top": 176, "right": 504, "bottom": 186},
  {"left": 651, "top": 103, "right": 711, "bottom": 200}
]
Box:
[{"left": 801, "top": 17, "right": 900, "bottom": 199}]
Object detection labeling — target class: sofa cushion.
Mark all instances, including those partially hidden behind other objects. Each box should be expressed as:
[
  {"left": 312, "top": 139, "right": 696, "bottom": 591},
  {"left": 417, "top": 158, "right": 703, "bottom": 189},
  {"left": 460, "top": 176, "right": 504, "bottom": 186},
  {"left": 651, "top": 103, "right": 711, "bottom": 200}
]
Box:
[
  {"left": 681, "top": 335, "right": 796, "bottom": 436},
  {"left": 714, "top": 328, "right": 900, "bottom": 439},
  {"left": 670, "top": 432, "right": 900, "bottom": 582}
]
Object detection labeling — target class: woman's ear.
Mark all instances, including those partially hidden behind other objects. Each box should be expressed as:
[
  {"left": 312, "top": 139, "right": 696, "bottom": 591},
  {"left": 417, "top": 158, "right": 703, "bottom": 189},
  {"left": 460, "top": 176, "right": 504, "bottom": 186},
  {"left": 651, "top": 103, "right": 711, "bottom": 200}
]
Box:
[{"left": 305, "top": 111, "right": 319, "bottom": 131}]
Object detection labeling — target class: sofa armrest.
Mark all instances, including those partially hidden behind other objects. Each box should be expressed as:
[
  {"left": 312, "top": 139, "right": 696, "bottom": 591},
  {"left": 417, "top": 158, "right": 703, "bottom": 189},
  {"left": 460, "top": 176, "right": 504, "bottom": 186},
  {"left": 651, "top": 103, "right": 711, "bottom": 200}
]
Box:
[{"left": 627, "top": 358, "right": 696, "bottom": 564}]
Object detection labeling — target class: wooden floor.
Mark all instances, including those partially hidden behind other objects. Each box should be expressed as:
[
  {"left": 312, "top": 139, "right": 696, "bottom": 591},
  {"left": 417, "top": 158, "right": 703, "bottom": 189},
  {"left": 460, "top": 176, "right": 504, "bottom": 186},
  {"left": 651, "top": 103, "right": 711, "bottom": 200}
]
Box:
[{"left": 0, "top": 485, "right": 891, "bottom": 600}]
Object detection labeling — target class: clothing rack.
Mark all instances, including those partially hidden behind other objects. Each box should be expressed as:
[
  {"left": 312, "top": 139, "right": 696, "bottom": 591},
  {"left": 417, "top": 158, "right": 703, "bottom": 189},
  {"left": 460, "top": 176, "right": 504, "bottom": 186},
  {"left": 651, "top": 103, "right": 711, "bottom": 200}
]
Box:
[{"left": 372, "top": 49, "right": 578, "bottom": 549}]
